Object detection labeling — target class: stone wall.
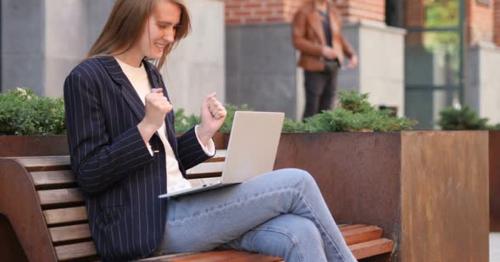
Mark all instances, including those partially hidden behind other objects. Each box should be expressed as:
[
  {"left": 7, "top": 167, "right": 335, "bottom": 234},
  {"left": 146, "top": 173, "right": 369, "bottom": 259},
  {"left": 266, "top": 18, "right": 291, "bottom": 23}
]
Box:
[
  {"left": 466, "top": 42, "right": 500, "bottom": 123},
  {"left": 1, "top": 0, "right": 225, "bottom": 117}
]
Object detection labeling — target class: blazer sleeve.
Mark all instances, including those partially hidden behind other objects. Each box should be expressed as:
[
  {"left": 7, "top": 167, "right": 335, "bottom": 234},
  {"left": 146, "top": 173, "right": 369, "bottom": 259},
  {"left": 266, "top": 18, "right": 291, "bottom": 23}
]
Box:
[
  {"left": 64, "top": 71, "right": 154, "bottom": 195},
  {"left": 292, "top": 9, "right": 323, "bottom": 56},
  {"left": 176, "top": 127, "right": 213, "bottom": 172}
]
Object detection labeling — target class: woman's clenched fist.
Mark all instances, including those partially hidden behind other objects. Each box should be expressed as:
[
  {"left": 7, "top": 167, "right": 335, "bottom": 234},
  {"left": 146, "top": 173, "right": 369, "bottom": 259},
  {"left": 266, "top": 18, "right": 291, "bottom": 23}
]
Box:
[
  {"left": 137, "top": 88, "right": 172, "bottom": 145},
  {"left": 144, "top": 88, "right": 172, "bottom": 129}
]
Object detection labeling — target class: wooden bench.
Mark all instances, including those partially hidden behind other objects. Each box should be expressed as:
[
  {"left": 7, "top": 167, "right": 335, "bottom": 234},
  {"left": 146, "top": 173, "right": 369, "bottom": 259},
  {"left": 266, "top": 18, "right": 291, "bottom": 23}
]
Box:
[{"left": 0, "top": 152, "right": 393, "bottom": 261}]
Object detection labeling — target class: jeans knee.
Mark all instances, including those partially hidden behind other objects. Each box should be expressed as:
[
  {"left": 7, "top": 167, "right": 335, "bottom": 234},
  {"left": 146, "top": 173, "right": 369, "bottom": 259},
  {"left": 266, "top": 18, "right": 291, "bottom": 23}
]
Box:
[
  {"left": 291, "top": 216, "right": 323, "bottom": 243},
  {"left": 248, "top": 215, "right": 323, "bottom": 261},
  {"left": 286, "top": 168, "right": 316, "bottom": 187},
  {"left": 277, "top": 168, "right": 312, "bottom": 180},
  {"left": 269, "top": 168, "right": 318, "bottom": 196},
  {"left": 267, "top": 214, "right": 322, "bottom": 247},
  {"left": 245, "top": 227, "right": 299, "bottom": 260}
]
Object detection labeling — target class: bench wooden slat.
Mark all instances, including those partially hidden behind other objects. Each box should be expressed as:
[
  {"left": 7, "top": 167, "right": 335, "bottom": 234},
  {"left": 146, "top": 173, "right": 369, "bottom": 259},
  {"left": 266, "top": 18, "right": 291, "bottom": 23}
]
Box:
[
  {"left": 205, "top": 150, "right": 226, "bottom": 163},
  {"left": 186, "top": 162, "right": 224, "bottom": 179},
  {"left": 342, "top": 225, "right": 383, "bottom": 245},
  {"left": 44, "top": 206, "right": 88, "bottom": 225},
  {"left": 50, "top": 224, "right": 91, "bottom": 243},
  {"left": 349, "top": 238, "right": 394, "bottom": 260},
  {"left": 10, "top": 156, "right": 70, "bottom": 171},
  {"left": 55, "top": 241, "right": 97, "bottom": 261},
  {"left": 187, "top": 162, "right": 224, "bottom": 174},
  {"left": 31, "top": 170, "right": 76, "bottom": 187},
  {"left": 339, "top": 224, "right": 367, "bottom": 231},
  {"left": 38, "top": 188, "right": 84, "bottom": 206},
  {"left": 140, "top": 250, "right": 283, "bottom": 262}
]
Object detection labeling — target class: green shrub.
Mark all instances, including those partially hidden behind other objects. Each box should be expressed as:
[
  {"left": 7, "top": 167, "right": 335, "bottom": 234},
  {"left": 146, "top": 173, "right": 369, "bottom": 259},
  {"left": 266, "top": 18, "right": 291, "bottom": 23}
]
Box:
[
  {"left": 174, "top": 108, "right": 201, "bottom": 134},
  {"left": 0, "top": 88, "right": 65, "bottom": 135},
  {"left": 282, "top": 118, "right": 307, "bottom": 133},
  {"left": 338, "top": 91, "right": 372, "bottom": 114},
  {"left": 175, "top": 92, "right": 416, "bottom": 134},
  {"left": 173, "top": 104, "right": 251, "bottom": 134},
  {"left": 438, "top": 106, "right": 493, "bottom": 130},
  {"left": 286, "top": 91, "right": 417, "bottom": 133},
  {"left": 0, "top": 88, "right": 417, "bottom": 136},
  {"left": 219, "top": 104, "right": 251, "bottom": 133},
  {"left": 175, "top": 91, "right": 417, "bottom": 134}
]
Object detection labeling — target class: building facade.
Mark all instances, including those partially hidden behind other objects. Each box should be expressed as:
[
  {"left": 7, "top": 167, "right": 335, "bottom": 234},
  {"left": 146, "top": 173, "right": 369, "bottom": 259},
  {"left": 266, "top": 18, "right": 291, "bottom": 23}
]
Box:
[{"left": 1, "top": 0, "right": 500, "bottom": 125}]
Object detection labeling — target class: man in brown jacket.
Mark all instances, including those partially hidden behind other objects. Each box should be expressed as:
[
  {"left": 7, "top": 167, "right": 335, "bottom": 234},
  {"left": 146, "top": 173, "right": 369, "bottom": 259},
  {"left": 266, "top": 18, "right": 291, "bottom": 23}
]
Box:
[{"left": 292, "top": 0, "right": 358, "bottom": 119}]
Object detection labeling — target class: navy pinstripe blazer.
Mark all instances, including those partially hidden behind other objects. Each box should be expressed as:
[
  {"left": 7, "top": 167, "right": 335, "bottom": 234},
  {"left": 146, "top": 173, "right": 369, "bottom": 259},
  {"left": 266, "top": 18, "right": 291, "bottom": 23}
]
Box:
[{"left": 63, "top": 56, "right": 211, "bottom": 261}]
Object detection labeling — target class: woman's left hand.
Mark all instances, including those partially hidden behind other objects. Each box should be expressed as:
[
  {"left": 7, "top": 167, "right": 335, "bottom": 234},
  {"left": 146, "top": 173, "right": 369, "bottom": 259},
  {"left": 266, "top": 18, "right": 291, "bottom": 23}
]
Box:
[{"left": 198, "top": 93, "right": 227, "bottom": 146}]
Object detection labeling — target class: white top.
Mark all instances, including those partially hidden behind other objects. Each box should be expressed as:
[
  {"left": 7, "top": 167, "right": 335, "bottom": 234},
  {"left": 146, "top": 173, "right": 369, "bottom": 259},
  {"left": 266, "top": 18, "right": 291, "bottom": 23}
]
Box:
[{"left": 116, "top": 57, "right": 215, "bottom": 192}]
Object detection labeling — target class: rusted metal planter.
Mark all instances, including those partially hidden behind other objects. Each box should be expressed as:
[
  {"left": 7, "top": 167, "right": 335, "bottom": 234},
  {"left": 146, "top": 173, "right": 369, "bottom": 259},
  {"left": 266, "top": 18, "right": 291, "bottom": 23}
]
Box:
[
  {"left": 1, "top": 132, "right": 489, "bottom": 261},
  {"left": 269, "top": 131, "right": 488, "bottom": 262},
  {"left": 0, "top": 132, "right": 227, "bottom": 157},
  {"left": 490, "top": 131, "right": 500, "bottom": 232},
  {"left": 0, "top": 135, "right": 68, "bottom": 157},
  {"left": 0, "top": 131, "right": 228, "bottom": 157}
]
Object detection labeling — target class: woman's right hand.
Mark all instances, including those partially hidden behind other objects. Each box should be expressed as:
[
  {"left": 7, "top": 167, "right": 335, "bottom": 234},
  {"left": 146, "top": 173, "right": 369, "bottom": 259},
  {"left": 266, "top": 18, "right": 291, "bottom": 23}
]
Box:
[
  {"left": 144, "top": 88, "right": 172, "bottom": 129},
  {"left": 138, "top": 88, "right": 172, "bottom": 143}
]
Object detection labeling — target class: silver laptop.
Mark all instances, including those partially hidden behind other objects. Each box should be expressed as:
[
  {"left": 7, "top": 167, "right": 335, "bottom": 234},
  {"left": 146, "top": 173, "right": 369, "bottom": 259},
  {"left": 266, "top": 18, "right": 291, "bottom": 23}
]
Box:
[{"left": 159, "top": 111, "right": 285, "bottom": 198}]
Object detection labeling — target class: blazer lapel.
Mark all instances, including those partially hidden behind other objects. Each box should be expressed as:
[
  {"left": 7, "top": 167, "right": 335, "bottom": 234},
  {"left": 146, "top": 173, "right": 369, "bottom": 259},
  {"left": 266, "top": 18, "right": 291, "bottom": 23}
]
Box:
[
  {"left": 99, "top": 56, "right": 145, "bottom": 122},
  {"left": 328, "top": 3, "right": 340, "bottom": 39},
  {"left": 307, "top": 11, "right": 326, "bottom": 45},
  {"left": 100, "top": 56, "right": 179, "bottom": 155}
]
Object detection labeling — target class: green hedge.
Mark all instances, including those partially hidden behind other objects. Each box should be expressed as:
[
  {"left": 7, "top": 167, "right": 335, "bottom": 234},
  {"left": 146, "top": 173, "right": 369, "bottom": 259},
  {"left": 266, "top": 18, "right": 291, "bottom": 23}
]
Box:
[
  {"left": 1, "top": 88, "right": 417, "bottom": 136},
  {"left": 176, "top": 91, "right": 417, "bottom": 133},
  {"left": 438, "top": 106, "right": 500, "bottom": 130},
  {"left": 292, "top": 91, "right": 417, "bottom": 132},
  {"left": 0, "top": 88, "right": 65, "bottom": 135}
]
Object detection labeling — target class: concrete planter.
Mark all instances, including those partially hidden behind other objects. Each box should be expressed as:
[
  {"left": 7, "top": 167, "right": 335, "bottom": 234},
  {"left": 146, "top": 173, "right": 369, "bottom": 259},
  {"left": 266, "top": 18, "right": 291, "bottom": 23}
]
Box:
[
  {"left": 0, "top": 135, "right": 68, "bottom": 157},
  {"left": 269, "top": 132, "right": 488, "bottom": 262}
]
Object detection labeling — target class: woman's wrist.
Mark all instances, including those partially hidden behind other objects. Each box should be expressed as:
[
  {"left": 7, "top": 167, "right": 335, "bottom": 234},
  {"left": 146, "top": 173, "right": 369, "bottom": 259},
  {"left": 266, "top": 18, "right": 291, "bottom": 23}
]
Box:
[
  {"left": 196, "top": 124, "right": 214, "bottom": 147},
  {"left": 137, "top": 120, "right": 158, "bottom": 144}
]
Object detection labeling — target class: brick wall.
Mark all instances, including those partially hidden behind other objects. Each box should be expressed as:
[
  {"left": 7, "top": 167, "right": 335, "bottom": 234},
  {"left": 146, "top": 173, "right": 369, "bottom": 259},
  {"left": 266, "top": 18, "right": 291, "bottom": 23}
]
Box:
[
  {"left": 404, "top": 0, "right": 425, "bottom": 46},
  {"left": 468, "top": 0, "right": 494, "bottom": 44},
  {"left": 225, "top": 0, "right": 385, "bottom": 25},
  {"left": 495, "top": 0, "right": 500, "bottom": 45},
  {"left": 404, "top": 0, "right": 425, "bottom": 28},
  {"left": 337, "top": 0, "right": 385, "bottom": 23},
  {"left": 405, "top": 0, "right": 497, "bottom": 46},
  {"left": 224, "top": 0, "right": 500, "bottom": 46},
  {"left": 225, "top": 0, "right": 288, "bottom": 25}
]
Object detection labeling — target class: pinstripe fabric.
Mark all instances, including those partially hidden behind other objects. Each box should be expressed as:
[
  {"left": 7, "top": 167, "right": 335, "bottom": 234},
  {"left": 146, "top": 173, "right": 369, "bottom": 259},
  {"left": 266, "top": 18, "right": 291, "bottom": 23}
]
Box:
[{"left": 63, "top": 56, "right": 210, "bottom": 261}]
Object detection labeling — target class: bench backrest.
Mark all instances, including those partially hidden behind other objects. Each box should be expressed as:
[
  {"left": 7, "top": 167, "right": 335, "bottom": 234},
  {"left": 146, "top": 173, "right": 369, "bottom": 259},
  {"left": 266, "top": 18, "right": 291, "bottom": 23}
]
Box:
[{"left": 0, "top": 153, "right": 226, "bottom": 261}]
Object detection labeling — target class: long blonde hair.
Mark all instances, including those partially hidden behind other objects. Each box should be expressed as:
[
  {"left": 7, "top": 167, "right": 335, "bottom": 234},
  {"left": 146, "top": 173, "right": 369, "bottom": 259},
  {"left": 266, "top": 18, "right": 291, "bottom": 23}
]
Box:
[{"left": 87, "top": 0, "right": 190, "bottom": 69}]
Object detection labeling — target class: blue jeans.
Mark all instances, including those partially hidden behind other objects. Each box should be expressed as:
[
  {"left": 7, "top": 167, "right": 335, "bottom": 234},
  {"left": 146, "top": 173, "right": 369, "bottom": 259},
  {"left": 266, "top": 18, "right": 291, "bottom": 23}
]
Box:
[{"left": 158, "top": 168, "right": 357, "bottom": 262}]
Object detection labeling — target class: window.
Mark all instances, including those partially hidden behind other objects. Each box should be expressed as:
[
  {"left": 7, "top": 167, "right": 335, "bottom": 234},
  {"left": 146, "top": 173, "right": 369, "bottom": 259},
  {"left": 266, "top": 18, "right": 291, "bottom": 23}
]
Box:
[{"left": 385, "top": 0, "right": 404, "bottom": 27}]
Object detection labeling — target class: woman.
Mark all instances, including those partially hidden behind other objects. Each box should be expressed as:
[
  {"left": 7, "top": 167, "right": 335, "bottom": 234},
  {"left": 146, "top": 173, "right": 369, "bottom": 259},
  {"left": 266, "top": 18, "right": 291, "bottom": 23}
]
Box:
[
  {"left": 64, "top": 0, "right": 357, "bottom": 261},
  {"left": 292, "top": 0, "right": 358, "bottom": 119}
]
